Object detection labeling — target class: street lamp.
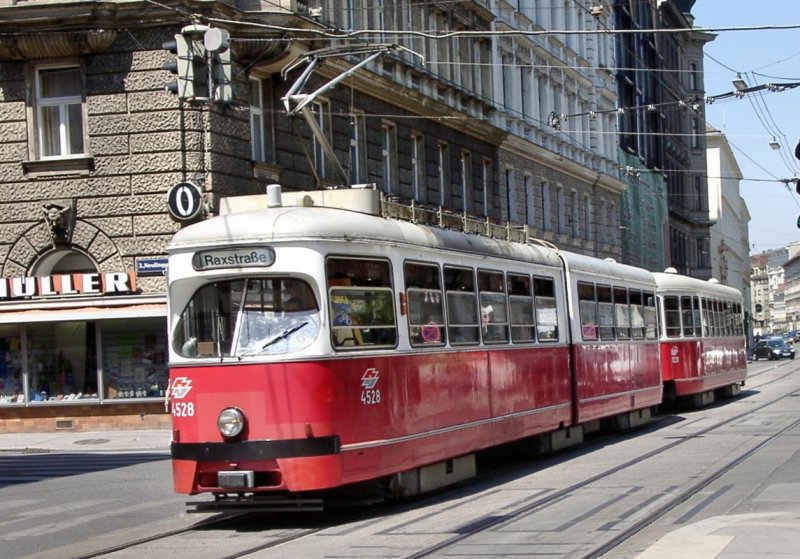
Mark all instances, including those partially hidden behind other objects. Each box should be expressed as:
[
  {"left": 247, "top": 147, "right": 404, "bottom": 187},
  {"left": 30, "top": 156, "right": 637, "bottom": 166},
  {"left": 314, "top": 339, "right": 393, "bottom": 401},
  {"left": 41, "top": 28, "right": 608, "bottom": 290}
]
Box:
[
  {"left": 770, "top": 138, "right": 781, "bottom": 150},
  {"left": 732, "top": 78, "right": 748, "bottom": 91}
]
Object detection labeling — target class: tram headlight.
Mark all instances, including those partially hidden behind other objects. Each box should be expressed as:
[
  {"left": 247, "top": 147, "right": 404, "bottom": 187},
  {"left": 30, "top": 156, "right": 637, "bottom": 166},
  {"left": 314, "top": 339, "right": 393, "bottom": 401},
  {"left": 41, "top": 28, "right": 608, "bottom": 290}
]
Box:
[{"left": 217, "top": 407, "right": 246, "bottom": 440}]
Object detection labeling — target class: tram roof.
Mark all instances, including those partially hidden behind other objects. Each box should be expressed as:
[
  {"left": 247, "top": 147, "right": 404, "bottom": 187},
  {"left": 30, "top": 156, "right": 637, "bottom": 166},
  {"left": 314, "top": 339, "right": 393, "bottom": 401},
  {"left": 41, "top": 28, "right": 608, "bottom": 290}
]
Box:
[
  {"left": 559, "top": 251, "right": 657, "bottom": 286},
  {"left": 168, "top": 204, "right": 563, "bottom": 268},
  {"left": 653, "top": 271, "right": 743, "bottom": 300}
]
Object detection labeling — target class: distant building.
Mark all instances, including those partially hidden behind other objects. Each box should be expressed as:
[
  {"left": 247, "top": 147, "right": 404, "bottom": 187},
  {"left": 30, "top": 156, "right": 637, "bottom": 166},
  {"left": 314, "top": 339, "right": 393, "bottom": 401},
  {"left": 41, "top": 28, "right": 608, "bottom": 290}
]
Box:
[{"left": 705, "top": 127, "right": 750, "bottom": 295}]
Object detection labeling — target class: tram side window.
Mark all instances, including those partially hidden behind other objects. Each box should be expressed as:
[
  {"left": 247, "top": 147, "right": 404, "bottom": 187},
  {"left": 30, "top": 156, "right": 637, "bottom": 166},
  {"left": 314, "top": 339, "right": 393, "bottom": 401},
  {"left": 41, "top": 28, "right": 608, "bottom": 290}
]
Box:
[
  {"left": 534, "top": 277, "right": 558, "bottom": 341},
  {"left": 681, "top": 296, "right": 695, "bottom": 337},
  {"left": 578, "top": 282, "right": 598, "bottom": 341},
  {"left": 702, "top": 299, "right": 712, "bottom": 337},
  {"left": 726, "top": 301, "right": 736, "bottom": 336},
  {"left": 692, "top": 296, "right": 702, "bottom": 337},
  {"left": 734, "top": 303, "right": 743, "bottom": 335},
  {"left": 479, "top": 270, "right": 509, "bottom": 344},
  {"left": 509, "top": 274, "right": 535, "bottom": 343},
  {"left": 614, "top": 287, "right": 630, "bottom": 340},
  {"left": 597, "top": 284, "right": 615, "bottom": 341},
  {"left": 644, "top": 292, "right": 657, "bottom": 340},
  {"left": 326, "top": 257, "right": 397, "bottom": 349},
  {"left": 629, "top": 290, "right": 645, "bottom": 340},
  {"left": 664, "top": 296, "right": 681, "bottom": 338},
  {"left": 713, "top": 300, "right": 723, "bottom": 337},
  {"left": 405, "top": 262, "right": 446, "bottom": 346},
  {"left": 444, "top": 266, "right": 479, "bottom": 345}
]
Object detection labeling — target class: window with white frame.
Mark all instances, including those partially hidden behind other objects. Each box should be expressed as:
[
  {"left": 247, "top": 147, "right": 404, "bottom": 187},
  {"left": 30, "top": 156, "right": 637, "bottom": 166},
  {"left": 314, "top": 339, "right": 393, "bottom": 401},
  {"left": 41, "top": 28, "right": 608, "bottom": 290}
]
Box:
[
  {"left": 250, "top": 78, "right": 275, "bottom": 163},
  {"left": 412, "top": 132, "right": 425, "bottom": 202},
  {"left": 312, "top": 99, "right": 331, "bottom": 179},
  {"left": 571, "top": 190, "right": 579, "bottom": 237},
  {"left": 438, "top": 142, "right": 450, "bottom": 206},
  {"left": 506, "top": 168, "right": 519, "bottom": 222},
  {"left": 381, "top": 120, "right": 397, "bottom": 193},
  {"left": 349, "top": 111, "right": 367, "bottom": 185},
  {"left": 461, "top": 151, "right": 473, "bottom": 213},
  {"left": 542, "top": 181, "right": 552, "bottom": 231},
  {"left": 557, "top": 186, "right": 566, "bottom": 234},
  {"left": 524, "top": 175, "right": 535, "bottom": 226},
  {"left": 33, "top": 65, "right": 86, "bottom": 159},
  {"left": 584, "top": 194, "right": 592, "bottom": 240},
  {"left": 482, "top": 157, "right": 492, "bottom": 216}
]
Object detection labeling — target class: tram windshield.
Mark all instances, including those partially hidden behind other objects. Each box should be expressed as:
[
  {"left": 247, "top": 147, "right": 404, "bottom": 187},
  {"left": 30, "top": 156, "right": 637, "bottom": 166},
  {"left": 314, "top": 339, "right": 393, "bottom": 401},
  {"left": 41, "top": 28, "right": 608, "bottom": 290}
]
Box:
[{"left": 173, "top": 277, "right": 320, "bottom": 358}]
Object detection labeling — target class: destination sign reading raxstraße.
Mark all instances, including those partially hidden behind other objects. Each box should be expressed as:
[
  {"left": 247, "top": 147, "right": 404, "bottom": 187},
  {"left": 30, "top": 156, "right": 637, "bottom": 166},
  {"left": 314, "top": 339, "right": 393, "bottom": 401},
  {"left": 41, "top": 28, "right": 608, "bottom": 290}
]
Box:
[{"left": 193, "top": 247, "right": 275, "bottom": 270}]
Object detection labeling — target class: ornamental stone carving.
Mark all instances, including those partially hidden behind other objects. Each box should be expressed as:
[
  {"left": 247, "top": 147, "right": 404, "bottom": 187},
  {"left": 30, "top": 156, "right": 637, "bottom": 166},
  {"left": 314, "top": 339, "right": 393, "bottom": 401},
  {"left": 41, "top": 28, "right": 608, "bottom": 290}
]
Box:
[{"left": 0, "top": 30, "right": 116, "bottom": 61}]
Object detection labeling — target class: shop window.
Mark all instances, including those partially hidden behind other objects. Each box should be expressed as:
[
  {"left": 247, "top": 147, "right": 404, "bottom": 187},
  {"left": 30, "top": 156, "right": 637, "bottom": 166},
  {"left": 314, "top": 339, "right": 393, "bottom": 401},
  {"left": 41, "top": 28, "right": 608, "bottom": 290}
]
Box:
[
  {"left": 27, "top": 321, "right": 95, "bottom": 401},
  {"left": 0, "top": 326, "right": 23, "bottom": 404},
  {"left": 101, "top": 318, "right": 168, "bottom": 399}
]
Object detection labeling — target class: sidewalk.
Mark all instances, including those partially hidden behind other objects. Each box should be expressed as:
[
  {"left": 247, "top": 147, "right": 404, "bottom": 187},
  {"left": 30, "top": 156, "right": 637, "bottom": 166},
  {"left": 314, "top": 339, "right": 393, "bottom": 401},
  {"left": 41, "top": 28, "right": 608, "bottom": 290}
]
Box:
[{"left": 0, "top": 428, "right": 171, "bottom": 452}]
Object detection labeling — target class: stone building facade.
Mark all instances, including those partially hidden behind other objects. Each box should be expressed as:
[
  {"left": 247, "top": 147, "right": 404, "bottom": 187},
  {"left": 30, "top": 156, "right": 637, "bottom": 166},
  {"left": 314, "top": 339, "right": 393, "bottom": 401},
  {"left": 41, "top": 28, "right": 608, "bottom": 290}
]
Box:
[
  {"left": 0, "top": 1, "right": 507, "bottom": 431},
  {"left": 0, "top": 1, "right": 668, "bottom": 432}
]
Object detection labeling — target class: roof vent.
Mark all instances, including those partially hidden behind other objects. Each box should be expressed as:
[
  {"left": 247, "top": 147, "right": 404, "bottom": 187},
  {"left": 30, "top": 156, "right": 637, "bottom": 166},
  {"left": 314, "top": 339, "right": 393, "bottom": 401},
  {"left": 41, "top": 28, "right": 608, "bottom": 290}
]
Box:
[{"left": 266, "top": 184, "right": 282, "bottom": 208}]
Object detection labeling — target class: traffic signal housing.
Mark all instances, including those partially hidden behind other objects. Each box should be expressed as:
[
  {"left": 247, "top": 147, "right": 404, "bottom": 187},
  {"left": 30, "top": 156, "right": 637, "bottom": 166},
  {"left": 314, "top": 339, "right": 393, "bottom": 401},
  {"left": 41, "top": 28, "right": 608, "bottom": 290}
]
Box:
[
  {"left": 205, "top": 27, "right": 232, "bottom": 104},
  {"left": 162, "top": 34, "right": 191, "bottom": 99},
  {"left": 162, "top": 25, "right": 211, "bottom": 102}
]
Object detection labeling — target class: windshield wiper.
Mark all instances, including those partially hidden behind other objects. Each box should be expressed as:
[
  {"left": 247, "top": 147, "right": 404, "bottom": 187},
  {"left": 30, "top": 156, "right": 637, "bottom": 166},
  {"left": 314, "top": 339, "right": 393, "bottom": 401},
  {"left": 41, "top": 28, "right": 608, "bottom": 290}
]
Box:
[
  {"left": 261, "top": 321, "right": 309, "bottom": 349},
  {"left": 238, "top": 321, "right": 309, "bottom": 358}
]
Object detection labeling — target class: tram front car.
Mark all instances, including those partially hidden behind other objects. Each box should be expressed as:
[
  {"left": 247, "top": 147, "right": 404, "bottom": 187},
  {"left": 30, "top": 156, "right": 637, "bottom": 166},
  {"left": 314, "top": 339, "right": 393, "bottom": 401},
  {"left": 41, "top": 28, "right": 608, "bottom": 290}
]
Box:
[{"left": 166, "top": 201, "right": 364, "bottom": 505}]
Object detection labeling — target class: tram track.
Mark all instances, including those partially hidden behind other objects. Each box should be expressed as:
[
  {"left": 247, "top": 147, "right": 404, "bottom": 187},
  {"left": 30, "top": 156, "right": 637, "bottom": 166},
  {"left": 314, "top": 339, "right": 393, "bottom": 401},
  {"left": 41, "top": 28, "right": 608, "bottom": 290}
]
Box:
[
  {"left": 77, "top": 361, "right": 798, "bottom": 559},
  {"left": 404, "top": 362, "right": 800, "bottom": 558}
]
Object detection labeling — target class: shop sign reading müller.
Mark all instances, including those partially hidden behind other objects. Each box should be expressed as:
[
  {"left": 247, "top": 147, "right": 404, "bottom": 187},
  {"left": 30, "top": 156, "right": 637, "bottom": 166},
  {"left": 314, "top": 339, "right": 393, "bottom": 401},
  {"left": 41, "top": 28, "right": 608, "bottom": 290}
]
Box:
[{"left": 0, "top": 271, "right": 136, "bottom": 300}]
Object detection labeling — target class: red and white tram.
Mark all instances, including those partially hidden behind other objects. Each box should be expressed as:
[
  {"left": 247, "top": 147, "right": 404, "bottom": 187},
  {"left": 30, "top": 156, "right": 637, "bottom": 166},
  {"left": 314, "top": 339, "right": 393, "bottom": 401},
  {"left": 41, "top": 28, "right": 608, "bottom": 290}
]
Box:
[
  {"left": 165, "top": 188, "right": 663, "bottom": 509},
  {"left": 654, "top": 270, "right": 747, "bottom": 406}
]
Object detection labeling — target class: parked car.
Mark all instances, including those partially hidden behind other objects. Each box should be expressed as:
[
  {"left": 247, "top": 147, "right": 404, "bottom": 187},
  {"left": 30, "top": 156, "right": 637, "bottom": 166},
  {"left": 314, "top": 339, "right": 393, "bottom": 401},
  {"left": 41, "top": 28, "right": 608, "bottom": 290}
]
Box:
[{"left": 753, "top": 338, "right": 796, "bottom": 360}]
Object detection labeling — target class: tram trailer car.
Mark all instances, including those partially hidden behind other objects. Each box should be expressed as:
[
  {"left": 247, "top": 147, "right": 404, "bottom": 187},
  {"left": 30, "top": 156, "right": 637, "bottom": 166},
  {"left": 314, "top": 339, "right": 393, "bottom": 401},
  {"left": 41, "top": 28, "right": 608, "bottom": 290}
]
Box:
[
  {"left": 165, "top": 188, "right": 663, "bottom": 510},
  {"left": 653, "top": 271, "right": 747, "bottom": 407}
]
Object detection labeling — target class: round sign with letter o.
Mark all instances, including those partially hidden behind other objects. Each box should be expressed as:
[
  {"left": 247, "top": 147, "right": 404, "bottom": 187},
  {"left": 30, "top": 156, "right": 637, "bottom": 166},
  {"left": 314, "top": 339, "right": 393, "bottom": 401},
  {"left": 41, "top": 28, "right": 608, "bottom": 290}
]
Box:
[{"left": 167, "top": 182, "right": 204, "bottom": 222}]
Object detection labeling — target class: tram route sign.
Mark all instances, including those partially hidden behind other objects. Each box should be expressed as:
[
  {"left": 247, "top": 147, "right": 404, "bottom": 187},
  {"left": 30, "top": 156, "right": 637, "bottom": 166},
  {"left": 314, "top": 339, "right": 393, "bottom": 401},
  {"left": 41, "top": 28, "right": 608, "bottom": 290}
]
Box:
[{"left": 167, "top": 182, "right": 204, "bottom": 222}]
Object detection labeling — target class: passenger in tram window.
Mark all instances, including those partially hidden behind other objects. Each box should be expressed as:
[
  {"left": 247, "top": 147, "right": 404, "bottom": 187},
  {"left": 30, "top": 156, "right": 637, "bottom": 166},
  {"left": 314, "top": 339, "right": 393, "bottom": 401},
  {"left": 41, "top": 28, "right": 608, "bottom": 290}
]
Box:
[
  {"left": 481, "top": 304, "right": 494, "bottom": 333},
  {"left": 284, "top": 280, "right": 316, "bottom": 312}
]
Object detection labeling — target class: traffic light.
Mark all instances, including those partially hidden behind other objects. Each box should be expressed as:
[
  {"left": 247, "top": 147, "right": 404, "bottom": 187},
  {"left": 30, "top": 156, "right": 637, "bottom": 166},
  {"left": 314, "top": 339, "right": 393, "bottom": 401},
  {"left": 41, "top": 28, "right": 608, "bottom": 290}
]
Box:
[
  {"left": 204, "top": 28, "right": 232, "bottom": 104},
  {"left": 162, "top": 25, "right": 210, "bottom": 102},
  {"left": 183, "top": 25, "right": 210, "bottom": 101},
  {"left": 162, "top": 25, "right": 231, "bottom": 103},
  {"left": 162, "top": 34, "right": 191, "bottom": 99}
]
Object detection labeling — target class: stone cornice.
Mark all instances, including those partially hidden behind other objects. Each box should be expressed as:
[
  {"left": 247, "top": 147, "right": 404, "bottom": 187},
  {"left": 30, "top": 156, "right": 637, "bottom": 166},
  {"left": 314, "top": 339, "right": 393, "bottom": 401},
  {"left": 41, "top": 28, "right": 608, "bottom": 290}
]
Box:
[
  {"left": 312, "top": 57, "right": 507, "bottom": 145},
  {"left": 0, "top": 0, "right": 302, "bottom": 61},
  {"left": 0, "top": 29, "right": 117, "bottom": 60}
]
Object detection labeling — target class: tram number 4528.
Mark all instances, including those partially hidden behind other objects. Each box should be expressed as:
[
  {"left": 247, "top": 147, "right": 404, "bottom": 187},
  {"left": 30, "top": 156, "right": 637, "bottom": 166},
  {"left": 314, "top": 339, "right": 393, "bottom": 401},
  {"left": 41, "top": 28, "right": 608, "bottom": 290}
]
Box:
[
  {"left": 360, "top": 389, "right": 381, "bottom": 405},
  {"left": 172, "top": 401, "right": 196, "bottom": 417}
]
